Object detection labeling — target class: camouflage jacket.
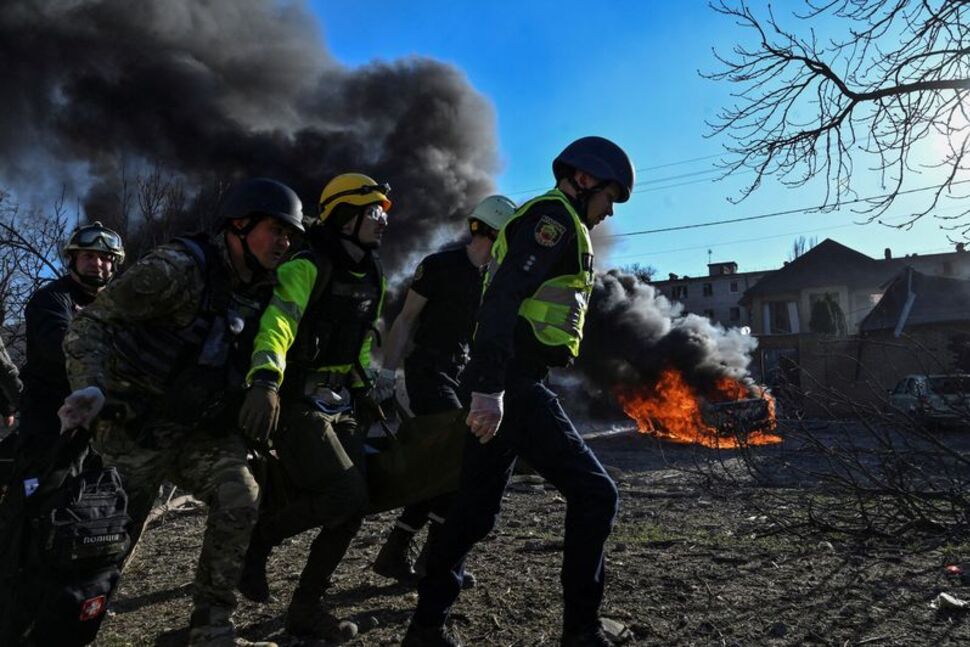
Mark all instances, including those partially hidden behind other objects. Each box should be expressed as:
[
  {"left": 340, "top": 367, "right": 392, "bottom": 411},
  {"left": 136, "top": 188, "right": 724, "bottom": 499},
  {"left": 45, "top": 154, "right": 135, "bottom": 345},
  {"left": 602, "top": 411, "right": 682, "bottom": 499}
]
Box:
[{"left": 65, "top": 234, "right": 274, "bottom": 414}]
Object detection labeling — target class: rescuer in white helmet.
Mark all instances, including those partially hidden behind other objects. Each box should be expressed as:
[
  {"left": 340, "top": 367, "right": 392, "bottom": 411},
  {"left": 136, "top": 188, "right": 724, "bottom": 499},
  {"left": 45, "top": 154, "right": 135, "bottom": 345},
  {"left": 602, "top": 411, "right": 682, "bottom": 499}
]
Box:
[{"left": 369, "top": 194, "right": 517, "bottom": 588}]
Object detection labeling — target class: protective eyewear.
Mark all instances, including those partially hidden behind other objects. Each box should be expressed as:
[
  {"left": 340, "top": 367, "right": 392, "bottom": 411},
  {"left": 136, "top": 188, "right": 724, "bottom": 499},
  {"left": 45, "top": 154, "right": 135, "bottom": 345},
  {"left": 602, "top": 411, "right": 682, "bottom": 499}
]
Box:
[
  {"left": 363, "top": 204, "right": 388, "bottom": 225},
  {"left": 75, "top": 228, "right": 124, "bottom": 252}
]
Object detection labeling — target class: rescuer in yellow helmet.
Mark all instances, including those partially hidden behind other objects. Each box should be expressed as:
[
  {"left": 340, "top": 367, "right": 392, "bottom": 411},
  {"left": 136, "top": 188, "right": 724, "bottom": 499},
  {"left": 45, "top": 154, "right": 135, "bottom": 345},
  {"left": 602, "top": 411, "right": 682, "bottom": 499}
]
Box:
[{"left": 237, "top": 172, "right": 392, "bottom": 641}]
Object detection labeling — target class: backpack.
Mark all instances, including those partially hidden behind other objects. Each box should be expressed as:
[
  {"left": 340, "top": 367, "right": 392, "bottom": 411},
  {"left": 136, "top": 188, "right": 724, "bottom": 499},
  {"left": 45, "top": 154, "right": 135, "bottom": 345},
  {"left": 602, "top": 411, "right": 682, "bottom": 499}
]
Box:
[{"left": 0, "top": 430, "right": 130, "bottom": 646}]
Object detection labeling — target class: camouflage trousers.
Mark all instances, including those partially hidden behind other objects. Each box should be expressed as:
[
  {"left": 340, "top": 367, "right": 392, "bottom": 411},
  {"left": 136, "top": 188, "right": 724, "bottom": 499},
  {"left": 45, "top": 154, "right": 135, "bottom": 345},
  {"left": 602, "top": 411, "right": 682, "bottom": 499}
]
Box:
[{"left": 92, "top": 421, "right": 260, "bottom": 611}]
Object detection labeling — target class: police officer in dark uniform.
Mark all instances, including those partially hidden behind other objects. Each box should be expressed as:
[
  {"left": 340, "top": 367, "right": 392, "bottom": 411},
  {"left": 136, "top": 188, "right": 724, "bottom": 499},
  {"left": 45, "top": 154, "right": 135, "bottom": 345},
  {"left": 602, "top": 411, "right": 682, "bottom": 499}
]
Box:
[
  {"left": 16, "top": 222, "right": 124, "bottom": 469},
  {"left": 402, "top": 137, "right": 635, "bottom": 647},
  {"left": 371, "top": 195, "right": 516, "bottom": 585}
]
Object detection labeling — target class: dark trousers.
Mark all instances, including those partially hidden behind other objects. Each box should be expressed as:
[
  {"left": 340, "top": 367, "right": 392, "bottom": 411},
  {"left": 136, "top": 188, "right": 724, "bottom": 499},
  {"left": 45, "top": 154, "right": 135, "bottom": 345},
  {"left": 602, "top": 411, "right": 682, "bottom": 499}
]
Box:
[
  {"left": 253, "top": 400, "right": 368, "bottom": 598},
  {"left": 15, "top": 395, "right": 64, "bottom": 479},
  {"left": 405, "top": 352, "right": 463, "bottom": 416},
  {"left": 414, "top": 374, "right": 619, "bottom": 631}
]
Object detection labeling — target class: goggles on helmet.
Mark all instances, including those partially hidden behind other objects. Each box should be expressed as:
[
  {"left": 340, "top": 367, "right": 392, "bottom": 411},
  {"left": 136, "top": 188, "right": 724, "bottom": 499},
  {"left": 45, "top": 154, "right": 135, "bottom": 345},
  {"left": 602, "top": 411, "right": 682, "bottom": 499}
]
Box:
[
  {"left": 73, "top": 228, "right": 124, "bottom": 253},
  {"left": 363, "top": 203, "right": 388, "bottom": 225},
  {"left": 319, "top": 182, "right": 391, "bottom": 213}
]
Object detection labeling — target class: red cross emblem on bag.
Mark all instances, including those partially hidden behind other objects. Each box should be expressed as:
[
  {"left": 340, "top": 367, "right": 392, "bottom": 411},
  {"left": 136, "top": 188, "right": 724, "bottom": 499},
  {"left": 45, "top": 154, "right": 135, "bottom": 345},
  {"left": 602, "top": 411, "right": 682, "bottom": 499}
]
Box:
[{"left": 79, "top": 595, "right": 107, "bottom": 621}]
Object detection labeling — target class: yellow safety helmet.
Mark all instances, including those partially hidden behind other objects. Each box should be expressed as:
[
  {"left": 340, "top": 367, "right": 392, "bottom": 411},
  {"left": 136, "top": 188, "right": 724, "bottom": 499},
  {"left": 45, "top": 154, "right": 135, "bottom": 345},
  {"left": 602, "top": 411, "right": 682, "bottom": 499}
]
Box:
[{"left": 318, "top": 173, "right": 392, "bottom": 223}]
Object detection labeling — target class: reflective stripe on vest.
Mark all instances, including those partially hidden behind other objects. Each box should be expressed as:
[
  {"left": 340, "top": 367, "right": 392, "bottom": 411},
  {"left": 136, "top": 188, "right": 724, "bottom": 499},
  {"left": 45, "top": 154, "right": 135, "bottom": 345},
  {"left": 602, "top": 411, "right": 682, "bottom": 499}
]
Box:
[{"left": 486, "top": 189, "right": 593, "bottom": 357}]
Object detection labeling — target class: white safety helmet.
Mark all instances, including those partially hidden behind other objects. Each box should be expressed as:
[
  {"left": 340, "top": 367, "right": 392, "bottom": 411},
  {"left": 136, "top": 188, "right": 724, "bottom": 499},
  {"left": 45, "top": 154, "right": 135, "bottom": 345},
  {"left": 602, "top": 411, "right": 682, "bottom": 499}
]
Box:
[{"left": 468, "top": 195, "right": 516, "bottom": 236}]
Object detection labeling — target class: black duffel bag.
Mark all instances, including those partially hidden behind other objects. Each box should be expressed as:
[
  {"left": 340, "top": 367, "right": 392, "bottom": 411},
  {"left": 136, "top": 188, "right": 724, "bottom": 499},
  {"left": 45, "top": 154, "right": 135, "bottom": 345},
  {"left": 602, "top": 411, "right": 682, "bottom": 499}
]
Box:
[
  {"left": 0, "top": 430, "right": 130, "bottom": 646},
  {"left": 366, "top": 408, "right": 467, "bottom": 514}
]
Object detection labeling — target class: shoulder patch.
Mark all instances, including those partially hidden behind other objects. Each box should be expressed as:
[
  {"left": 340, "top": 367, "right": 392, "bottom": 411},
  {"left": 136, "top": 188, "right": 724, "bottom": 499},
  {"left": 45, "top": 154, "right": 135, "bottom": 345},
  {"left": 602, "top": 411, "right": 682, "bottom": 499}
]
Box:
[
  {"left": 413, "top": 263, "right": 424, "bottom": 282},
  {"left": 534, "top": 215, "right": 566, "bottom": 247}
]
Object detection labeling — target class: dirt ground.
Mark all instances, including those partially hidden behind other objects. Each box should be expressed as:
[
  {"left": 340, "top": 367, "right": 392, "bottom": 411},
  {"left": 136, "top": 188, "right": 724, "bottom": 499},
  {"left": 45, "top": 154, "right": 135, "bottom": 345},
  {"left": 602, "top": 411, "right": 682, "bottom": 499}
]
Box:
[{"left": 94, "top": 420, "right": 970, "bottom": 646}]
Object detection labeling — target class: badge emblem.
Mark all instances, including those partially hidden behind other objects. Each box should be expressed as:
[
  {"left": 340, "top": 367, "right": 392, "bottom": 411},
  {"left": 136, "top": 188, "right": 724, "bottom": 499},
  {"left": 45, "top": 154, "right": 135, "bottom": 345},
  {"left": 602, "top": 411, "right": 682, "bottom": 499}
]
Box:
[{"left": 534, "top": 216, "right": 566, "bottom": 247}]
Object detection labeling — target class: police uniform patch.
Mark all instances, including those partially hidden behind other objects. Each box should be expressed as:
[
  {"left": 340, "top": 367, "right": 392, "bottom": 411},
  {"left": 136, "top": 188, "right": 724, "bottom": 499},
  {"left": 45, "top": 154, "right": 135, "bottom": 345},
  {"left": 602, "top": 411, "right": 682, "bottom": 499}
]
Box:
[
  {"left": 413, "top": 263, "right": 424, "bottom": 282},
  {"left": 534, "top": 215, "right": 566, "bottom": 247}
]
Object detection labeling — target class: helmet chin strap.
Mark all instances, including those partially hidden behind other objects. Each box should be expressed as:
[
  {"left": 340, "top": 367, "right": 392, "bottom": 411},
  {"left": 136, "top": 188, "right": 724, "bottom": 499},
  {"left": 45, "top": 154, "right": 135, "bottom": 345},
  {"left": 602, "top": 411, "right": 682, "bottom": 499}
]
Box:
[
  {"left": 229, "top": 218, "right": 270, "bottom": 279},
  {"left": 566, "top": 176, "right": 608, "bottom": 226},
  {"left": 69, "top": 257, "right": 111, "bottom": 289},
  {"left": 337, "top": 212, "right": 378, "bottom": 251}
]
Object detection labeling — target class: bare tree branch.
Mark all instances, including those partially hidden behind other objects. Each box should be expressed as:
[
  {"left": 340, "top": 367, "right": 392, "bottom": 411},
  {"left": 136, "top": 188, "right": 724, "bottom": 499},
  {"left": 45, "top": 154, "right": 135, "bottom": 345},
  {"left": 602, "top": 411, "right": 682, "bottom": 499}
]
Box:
[{"left": 706, "top": 0, "right": 970, "bottom": 228}]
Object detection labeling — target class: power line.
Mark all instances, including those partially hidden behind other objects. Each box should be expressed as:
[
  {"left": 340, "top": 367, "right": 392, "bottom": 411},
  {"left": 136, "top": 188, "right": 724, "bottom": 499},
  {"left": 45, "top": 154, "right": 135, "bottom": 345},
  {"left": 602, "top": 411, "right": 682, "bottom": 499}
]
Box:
[
  {"left": 607, "top": 222, "right": 859, "bottom": 262},
  {"left": 634, "top": 167, "right": 721, "bottom": 186},
  {"left": 504, "top": 152, "right": 724, "bottom": 197},
  {"left": 632, "top": 170, "right": 756, "bottom": 195},
  {"left": 609, "top": 179, "right": 970, "bottom": 239}
]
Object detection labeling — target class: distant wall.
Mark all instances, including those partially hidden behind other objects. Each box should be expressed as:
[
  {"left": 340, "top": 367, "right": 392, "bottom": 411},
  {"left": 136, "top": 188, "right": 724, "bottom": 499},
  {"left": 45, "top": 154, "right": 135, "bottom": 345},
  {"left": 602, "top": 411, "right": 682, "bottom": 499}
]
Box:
[{"left": 751, "top": 323, "right": 970, "bottom": 417}]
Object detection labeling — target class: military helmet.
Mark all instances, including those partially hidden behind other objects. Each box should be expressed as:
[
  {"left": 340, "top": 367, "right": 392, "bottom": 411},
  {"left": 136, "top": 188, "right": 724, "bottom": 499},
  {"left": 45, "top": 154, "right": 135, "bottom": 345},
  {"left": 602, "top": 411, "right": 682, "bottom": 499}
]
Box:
[
  {"left": 552, "top": 136, "right": 635, "bottom": 203},
  {"left": 469, "top": 195, "right": 516, "bottom": 232},
  {"left": 218, "top": 177, "right": 305, "bottom": 233},
  {"left": 318, "top": 173, "right": 392, "bottom": 223},
  {"left": 63, "top": 221, "right": 125, "bottom": 263}
]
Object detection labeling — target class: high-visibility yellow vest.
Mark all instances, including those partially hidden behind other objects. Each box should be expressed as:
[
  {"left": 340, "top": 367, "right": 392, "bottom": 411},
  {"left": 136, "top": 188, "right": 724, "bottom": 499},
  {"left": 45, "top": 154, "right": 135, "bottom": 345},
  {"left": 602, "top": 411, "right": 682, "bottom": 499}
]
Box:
[{"left": 485, "top": 189, "right": 593, "bottom": 357}]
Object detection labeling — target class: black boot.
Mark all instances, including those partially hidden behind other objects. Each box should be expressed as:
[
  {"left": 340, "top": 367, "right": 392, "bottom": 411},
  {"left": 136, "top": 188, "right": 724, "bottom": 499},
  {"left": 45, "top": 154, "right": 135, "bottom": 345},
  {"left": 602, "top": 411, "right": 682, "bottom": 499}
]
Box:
[
  {"left": 401, "top": 620, "right": 462, "bottom": 647},
  {"left": 561, "top": 622, "right": 612, "bottom": 647},
  {"left": 285, "top": 590, "right": 358, "bottom": 642},
  {"left": 237, "top": 532, "right": 273, "bottom": 603},
  {"left": 372, "top": 525, "right": 416, "bottom": 583},
  {"left": 414, "top": 526, "right": 476, "bottom": 589}
]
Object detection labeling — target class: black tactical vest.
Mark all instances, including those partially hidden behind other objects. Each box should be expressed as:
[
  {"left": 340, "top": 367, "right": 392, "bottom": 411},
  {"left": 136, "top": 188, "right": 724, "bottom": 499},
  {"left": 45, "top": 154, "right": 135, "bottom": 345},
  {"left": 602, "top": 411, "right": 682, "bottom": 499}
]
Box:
[
  {"left": 109, "top": 235, "right": 272, "bottom": 423},
  {"left": 286, "top": 245, "right": 384, "bottom": 389}
]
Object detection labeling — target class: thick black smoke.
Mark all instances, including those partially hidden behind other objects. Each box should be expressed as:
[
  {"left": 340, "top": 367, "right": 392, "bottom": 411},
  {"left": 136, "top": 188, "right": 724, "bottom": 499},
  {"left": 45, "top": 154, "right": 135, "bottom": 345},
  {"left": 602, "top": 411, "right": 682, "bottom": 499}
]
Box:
[
  {"left": 578, "top": 270, "right": 758, "bottom": 396},
  {"left": 0, "top": 0, "right": 497, "bottom": 273}
]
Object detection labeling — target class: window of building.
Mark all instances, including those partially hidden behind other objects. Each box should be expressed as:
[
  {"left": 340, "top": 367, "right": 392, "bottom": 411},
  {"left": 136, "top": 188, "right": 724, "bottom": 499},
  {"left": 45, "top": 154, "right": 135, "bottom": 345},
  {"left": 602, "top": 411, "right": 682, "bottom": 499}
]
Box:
[
  {"left": 703, "top": 309, "right": 715, "bottom": 319},
  {"left": 729, "top": 307, "right": 741, "bottom": 322},
  {"left": 703, "top": 283, "right": 713, "bottom": 297},
  {"left": 764, "top": 301, "right": 799, "bottom": 334},
  {"left": 672, "top": 285, "right": 688, "bottom": 299},
  {"left": 730, "top": 281, "right": 739, "bottom": 293}
]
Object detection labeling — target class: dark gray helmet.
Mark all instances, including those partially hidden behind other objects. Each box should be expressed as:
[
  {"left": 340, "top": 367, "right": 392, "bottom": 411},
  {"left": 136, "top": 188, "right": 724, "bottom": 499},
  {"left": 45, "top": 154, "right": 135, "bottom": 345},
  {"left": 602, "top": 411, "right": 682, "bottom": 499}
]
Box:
[
  {"left": 552, "top": 136, "right": 635, "bottom": 203},
  {"left": 219, "top": 177, "right": 305, "bottom": 233}
]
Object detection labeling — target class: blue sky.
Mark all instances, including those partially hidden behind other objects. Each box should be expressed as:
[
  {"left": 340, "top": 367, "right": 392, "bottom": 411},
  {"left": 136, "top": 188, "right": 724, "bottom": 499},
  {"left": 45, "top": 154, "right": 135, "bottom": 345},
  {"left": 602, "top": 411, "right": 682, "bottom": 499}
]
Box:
[{"left": 309, "top": 1, "right": 964, "bottom": 277}]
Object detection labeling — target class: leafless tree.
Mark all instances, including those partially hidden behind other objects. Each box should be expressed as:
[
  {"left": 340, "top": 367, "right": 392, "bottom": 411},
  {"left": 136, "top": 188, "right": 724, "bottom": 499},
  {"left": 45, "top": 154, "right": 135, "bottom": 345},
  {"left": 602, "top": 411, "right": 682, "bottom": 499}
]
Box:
[
  {"left": 788, "top": 235, "right": 819, "bottom": 261},
  {"left": 619, "top": 262, "right": 657, "bottom": 283},
  {"left": 695, "top": 341, "right": 970, "bottom": 542},
  {"left": 707, "top": 1, "right": 970, "bottom": 232},
  {"left": 0, "top": 164, "right": 229, "bottom": 334},
  {"left": 0, "top": 189, "right": 72, "bottom": 336}
]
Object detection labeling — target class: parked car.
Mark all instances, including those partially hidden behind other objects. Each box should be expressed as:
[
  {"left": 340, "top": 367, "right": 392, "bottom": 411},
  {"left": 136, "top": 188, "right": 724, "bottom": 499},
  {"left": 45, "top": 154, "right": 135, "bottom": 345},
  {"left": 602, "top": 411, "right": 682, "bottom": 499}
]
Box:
[{"left": 887, "top": 374, "right": 970, "bottom": 429}]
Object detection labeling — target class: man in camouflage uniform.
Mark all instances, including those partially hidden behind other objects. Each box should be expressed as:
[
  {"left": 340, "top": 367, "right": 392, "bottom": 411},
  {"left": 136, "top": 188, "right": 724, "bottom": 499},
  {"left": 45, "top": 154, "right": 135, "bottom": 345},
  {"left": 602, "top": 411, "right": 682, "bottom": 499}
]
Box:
[{"left": 59, "top": 178, "right": 304, "bottom": 647}]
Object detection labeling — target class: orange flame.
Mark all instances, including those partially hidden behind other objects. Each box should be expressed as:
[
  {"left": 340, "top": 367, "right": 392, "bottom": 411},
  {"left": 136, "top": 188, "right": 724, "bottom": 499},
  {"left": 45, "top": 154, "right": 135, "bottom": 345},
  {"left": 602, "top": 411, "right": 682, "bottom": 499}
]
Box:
[{"left": 616, "top": 367, "right": 781, "bottom": 448}]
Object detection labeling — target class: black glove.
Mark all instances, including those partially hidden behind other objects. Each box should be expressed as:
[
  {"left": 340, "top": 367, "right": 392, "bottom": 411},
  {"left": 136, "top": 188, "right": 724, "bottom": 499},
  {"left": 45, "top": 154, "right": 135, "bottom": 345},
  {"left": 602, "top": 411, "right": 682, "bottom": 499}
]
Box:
[{"left": 238, "top": 381, "right": 280, "bottom": 445}]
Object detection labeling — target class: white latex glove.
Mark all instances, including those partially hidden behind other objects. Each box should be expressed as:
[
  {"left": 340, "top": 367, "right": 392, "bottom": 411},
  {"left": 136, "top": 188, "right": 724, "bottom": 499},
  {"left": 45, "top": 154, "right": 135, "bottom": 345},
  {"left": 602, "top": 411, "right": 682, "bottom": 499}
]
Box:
[
  {"left": 371, "top": 367, "right": 397, "bottom": 403},
  {"left": 58, "top": 386, "right": 106, "bottom": 433},
  {"left": 466, "top": 391, "right": 504, "bottom": 444}
]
